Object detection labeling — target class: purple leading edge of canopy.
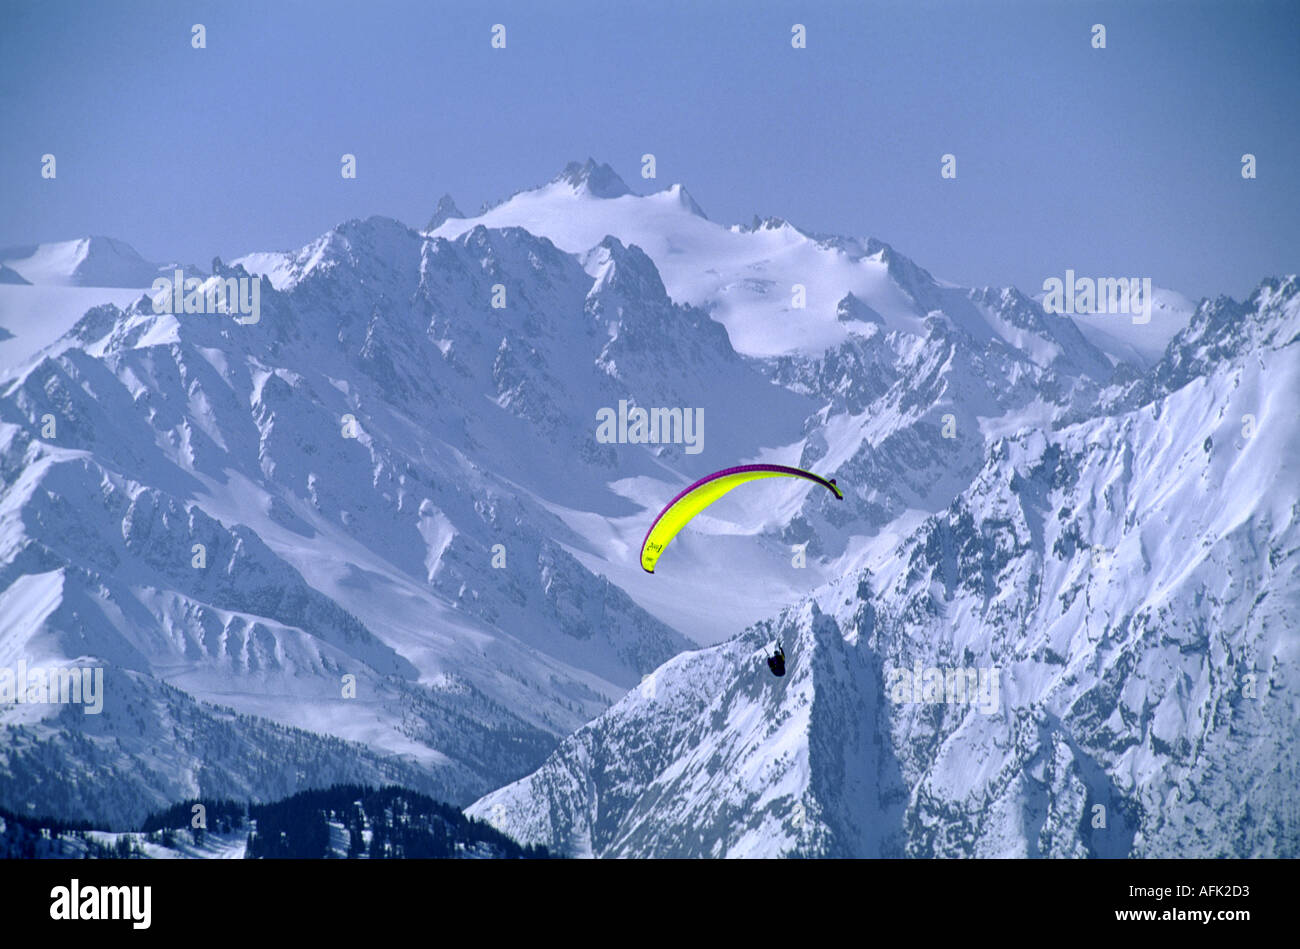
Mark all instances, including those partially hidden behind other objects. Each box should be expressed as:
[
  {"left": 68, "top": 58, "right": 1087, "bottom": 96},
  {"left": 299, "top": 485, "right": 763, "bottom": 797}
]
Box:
[{"left": 639, "top": 464, "right": 843, "bottom": 573}]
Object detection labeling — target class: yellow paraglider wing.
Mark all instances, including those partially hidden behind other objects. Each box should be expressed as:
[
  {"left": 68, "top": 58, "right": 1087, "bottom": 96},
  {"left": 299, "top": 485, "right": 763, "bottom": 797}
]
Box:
[{"left": 640, "top": 464, "right": 843, "bottom": 573}]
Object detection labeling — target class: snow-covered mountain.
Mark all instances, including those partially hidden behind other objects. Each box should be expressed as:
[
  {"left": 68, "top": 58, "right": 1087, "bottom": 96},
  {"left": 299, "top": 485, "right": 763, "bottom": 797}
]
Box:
[
  {"left": 469, "top": 276, "right": 1300, "bottom": 857},
  {"left": 3, "top": 160, "right": 1293, "bottom": 855},
  {"left": 2, "top": 219, "right": 736, "bottom": 823},
  {"left": 0, "top": 237, "right": 196, "bottom": 289},
  {"left": 420, "top": 162, "right": 1128, "bottom": 640}
]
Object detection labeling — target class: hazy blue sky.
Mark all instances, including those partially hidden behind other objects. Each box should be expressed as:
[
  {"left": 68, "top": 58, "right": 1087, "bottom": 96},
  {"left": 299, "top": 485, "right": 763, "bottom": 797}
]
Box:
[{"left": 1, "top": 0, "right": 1296, "bottom": 300}]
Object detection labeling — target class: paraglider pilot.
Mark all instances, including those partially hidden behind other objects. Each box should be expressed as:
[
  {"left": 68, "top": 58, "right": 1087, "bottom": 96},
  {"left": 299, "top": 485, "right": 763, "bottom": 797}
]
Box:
[{"left": 767, "top": 643, "right": 786, "bottom": 677}]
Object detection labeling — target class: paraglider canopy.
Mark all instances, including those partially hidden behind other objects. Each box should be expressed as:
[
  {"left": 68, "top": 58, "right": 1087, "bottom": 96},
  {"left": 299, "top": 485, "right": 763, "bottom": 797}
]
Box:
[{"left": 640, "top": 464, "right": 843, "bottom": 573}]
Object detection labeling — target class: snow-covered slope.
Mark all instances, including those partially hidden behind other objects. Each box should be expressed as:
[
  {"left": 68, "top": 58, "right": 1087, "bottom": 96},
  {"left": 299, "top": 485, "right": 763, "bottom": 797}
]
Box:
[
  {"left": 1046, "top": 286, "right": 1197, "bottom": 368},
  {"left": 0, "top": 286, "right": 144, "bottom": 379},
  {"left": 470, "top": 276, "right": 1300, "bottom": 857}
]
